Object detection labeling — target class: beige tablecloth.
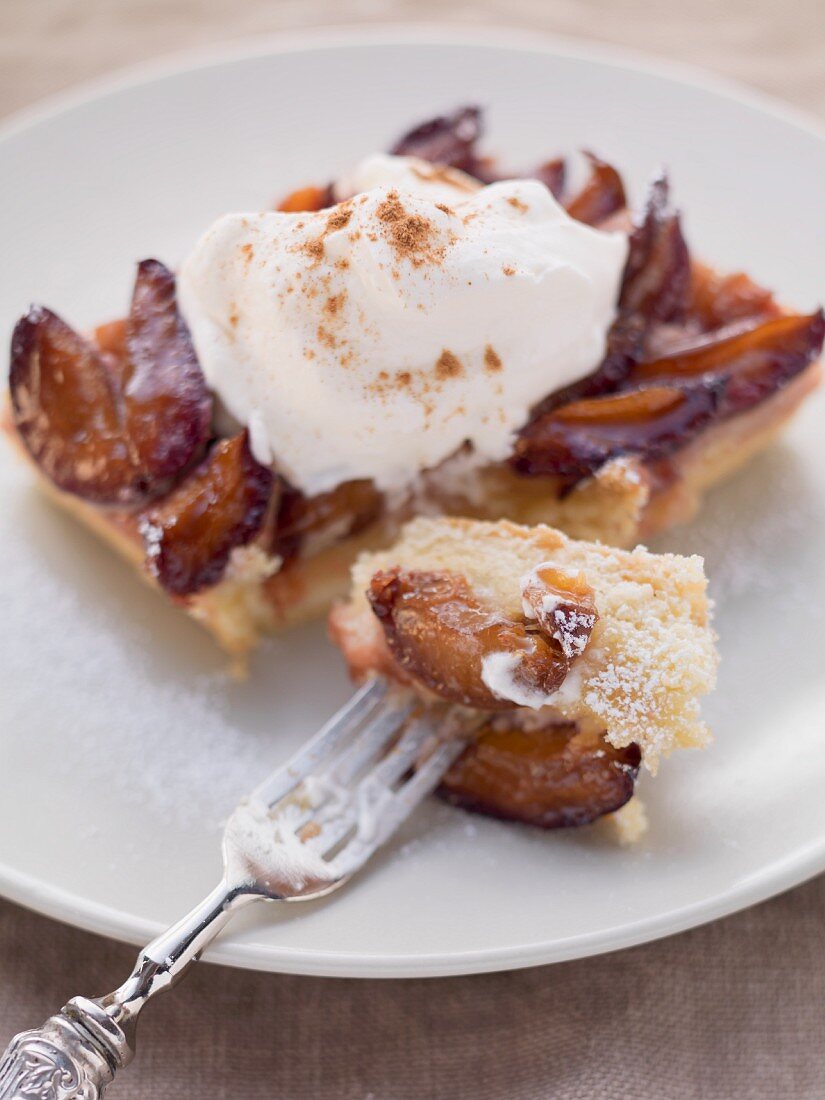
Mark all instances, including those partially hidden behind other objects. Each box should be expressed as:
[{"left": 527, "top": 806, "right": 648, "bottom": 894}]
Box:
[{"left": 1, "top": 2, "right": 824, "bottom": 1096}]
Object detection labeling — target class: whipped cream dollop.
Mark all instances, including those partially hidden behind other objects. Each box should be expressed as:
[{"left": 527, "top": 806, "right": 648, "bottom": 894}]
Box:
[
  {"left": 177, "top": 155, "right": 628, "bottom": 496},
  {"left": 334, "top": 152, "right": 483, "bottom": 206}
]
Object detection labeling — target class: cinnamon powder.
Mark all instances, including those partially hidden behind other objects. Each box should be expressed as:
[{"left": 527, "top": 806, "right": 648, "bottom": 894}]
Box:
[
  {"left": 325, "top": 206, "right": 353, "bottom": 233},
  {"left": 484, "top": 345, "right": 503, "bottom": 372},
  {"left": 435, "top": 349, "right": 464, "bottom": 379},
  {"left": 376, "top": 190, "right": 443, "bottom": 266},
  {"left": 300, "top": 202, "right": 353, "bottom": 264},
  {"left": 324, "top": 292, "right": 346, "bottom": 317}
]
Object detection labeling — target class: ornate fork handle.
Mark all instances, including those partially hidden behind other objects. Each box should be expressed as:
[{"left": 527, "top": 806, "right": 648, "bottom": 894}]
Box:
[
  {"left": 0, "top": 999, "right": 125, "bottom": 1100},
  {"left": 0, "top": 881, "right": 255, "bottom": 1099}
]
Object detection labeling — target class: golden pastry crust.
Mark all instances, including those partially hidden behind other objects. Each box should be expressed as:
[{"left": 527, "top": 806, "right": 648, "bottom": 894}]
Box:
[{"left": 330, "top": 516, "right": 718, "bottom": 770}]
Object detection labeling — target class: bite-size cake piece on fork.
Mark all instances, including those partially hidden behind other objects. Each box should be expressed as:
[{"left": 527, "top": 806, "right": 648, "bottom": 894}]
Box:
[{"left": 329, "top": 516, "right": 718, "bottom": 836}]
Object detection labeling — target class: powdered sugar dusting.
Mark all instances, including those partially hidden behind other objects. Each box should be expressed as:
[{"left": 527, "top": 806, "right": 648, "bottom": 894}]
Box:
[
  {"left": 0, "top": 474, "right": 352, "bottom": 831},
  {"left": 554, "top": 608, "right": 593, "bottom": 658},
  {"left": 139, "top": 517, "right": 162, "bottom": 570},
  {"left": 2, "top": 554, "right": 266, "bottom": 827}
]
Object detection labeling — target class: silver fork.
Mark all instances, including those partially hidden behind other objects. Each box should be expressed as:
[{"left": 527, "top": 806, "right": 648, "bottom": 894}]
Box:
[{"left": 0, "top": 678, "right": 466, "bottom": 1099}]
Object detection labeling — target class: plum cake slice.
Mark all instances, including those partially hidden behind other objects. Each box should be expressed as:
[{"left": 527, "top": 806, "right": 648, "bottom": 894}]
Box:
[
  {"left": 329, "top": 516, "right": 718, "bottom": 835},
  {"left": 5, "top": 107, "right": 821, "bottom": 658}
]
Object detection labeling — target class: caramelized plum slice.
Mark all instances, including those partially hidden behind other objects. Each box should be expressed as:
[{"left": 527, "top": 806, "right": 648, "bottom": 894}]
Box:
[
  {"left": 390, "top": 105, "right": 483, "bottom": 173},
  {"left": 440, "top": 723, "right": 640, "bottom": 829},
  {"left": 9, "top": 261, "right": 212, "bottom": 504},
  {"left": 124, "top": 259, "right": 213, "bottom": 481},
  {"left": 564, "top": 152, "right": 627, "bottom": 226},
  {"left": 688, "top": 263, "right": 780, "bottom": 331},
  {"left": 531, "top": 157, "right": 566, "bottom": 200},
  {"left": 528, "top": 312, "right": 648, "bottom": 417},
  {"left": 389, "top": 107, "right": 566, "bottom": 196},
  {"left": 522, "top": 566, "right": 598, "bottom": 659},
  {"left": 10, "top": 305, "right": 150, "bottom": 503},
  {"left": 141, "top": 431, "right": 274, "bottom": 596},
  {"left": 588, "top": 173, "right": 690, "bottom": 383},
  {"left": 277, "top": 184, "right": 335, "bottom": 213},
  {"left": 632, "top": 310, "right": 825, "bottom": 416},
  {"left": 525, "top": 173, "right": 691, "bottom": 420},
  {"left": 10, "top": 308, "right": 137, "bottom": 502},
  {"left": 94, "top": 318, "right": 128, "bottom": 358},
  {"left": 273, "top": 479, "right": 383, "bottom": 562},
  {"left": 620, "top": 172, "right": 690, "bottom": 325},
  {"left": 511, "top": 382, "right": 721, "bottom": 482},
  {"left": 367, "top": 568, "right": 583, "bottom": 710},
  {"left": 473, "top": 157, "right": 567, "bottom": 200}
]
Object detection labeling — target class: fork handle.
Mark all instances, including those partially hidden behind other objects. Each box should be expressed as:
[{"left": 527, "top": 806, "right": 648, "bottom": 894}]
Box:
[
  {"left": 0, "top": 997, "right": 125, "bottom": 1099},
  {"left": 0, "top": 880, "right": 256, "bottom": 1098}
]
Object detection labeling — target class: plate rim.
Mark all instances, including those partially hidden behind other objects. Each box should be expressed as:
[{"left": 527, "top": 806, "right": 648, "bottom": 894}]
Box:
[
  {"left": 3, "top": 828, "right": 825, "bottom": 977},
  {"left": 2, "top": 22, "right": 824, "bottom": 147},
  {"left": 2, "top": 24, "right": 824, "bottom": 978}
]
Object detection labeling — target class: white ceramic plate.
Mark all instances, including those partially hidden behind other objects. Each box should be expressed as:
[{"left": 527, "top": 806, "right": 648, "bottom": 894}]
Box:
[{"left": 1, "top": 29, "right": 824, "bottom": 978}]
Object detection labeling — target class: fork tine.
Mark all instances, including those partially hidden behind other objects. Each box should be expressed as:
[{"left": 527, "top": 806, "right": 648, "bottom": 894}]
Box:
[
  {"left": 313, "top": 732, "right": 466, "bottom": 865},
  {"left": 300, "top": 716, "right": 440, "bottom": 860},
  {"left": 393, "top": 739, "right": 467, "bottom": 811},
  {"left": 327, "top": 696, "right": 417, "bottom": 786},
  {"left": 253, "top": 678, "right": 388, "bottom": 808},
  {"left": 372, "top": 739, "right": 465, "bottom": 846},
  {"left": 332, "top": 740, "right": 466, "bottom": 870},
  {"left": 307, "top": 813, "right": 356, "bottom": 860},
  {"left": 295, "top": 713, "right": 430, "bottom": 854},
  {"left": 363, "top": 713, "right": 439, "bottom": 789},
  {"left": 268, "top": 694, "right": 417, "bottom": 839}
]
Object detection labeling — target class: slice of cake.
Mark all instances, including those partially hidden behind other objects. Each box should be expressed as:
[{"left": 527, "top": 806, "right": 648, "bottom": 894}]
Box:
[
  {"left": 6, "top": 108, "right": 820, "bottom": 658},
  {"left": 329, "top": 516, "right": 718, "bottom": 833}
]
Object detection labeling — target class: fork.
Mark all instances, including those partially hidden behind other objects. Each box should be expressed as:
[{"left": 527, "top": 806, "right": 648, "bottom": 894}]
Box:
[{"left": 0, "top": 678, "right": 466, "bottom": 1099}]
